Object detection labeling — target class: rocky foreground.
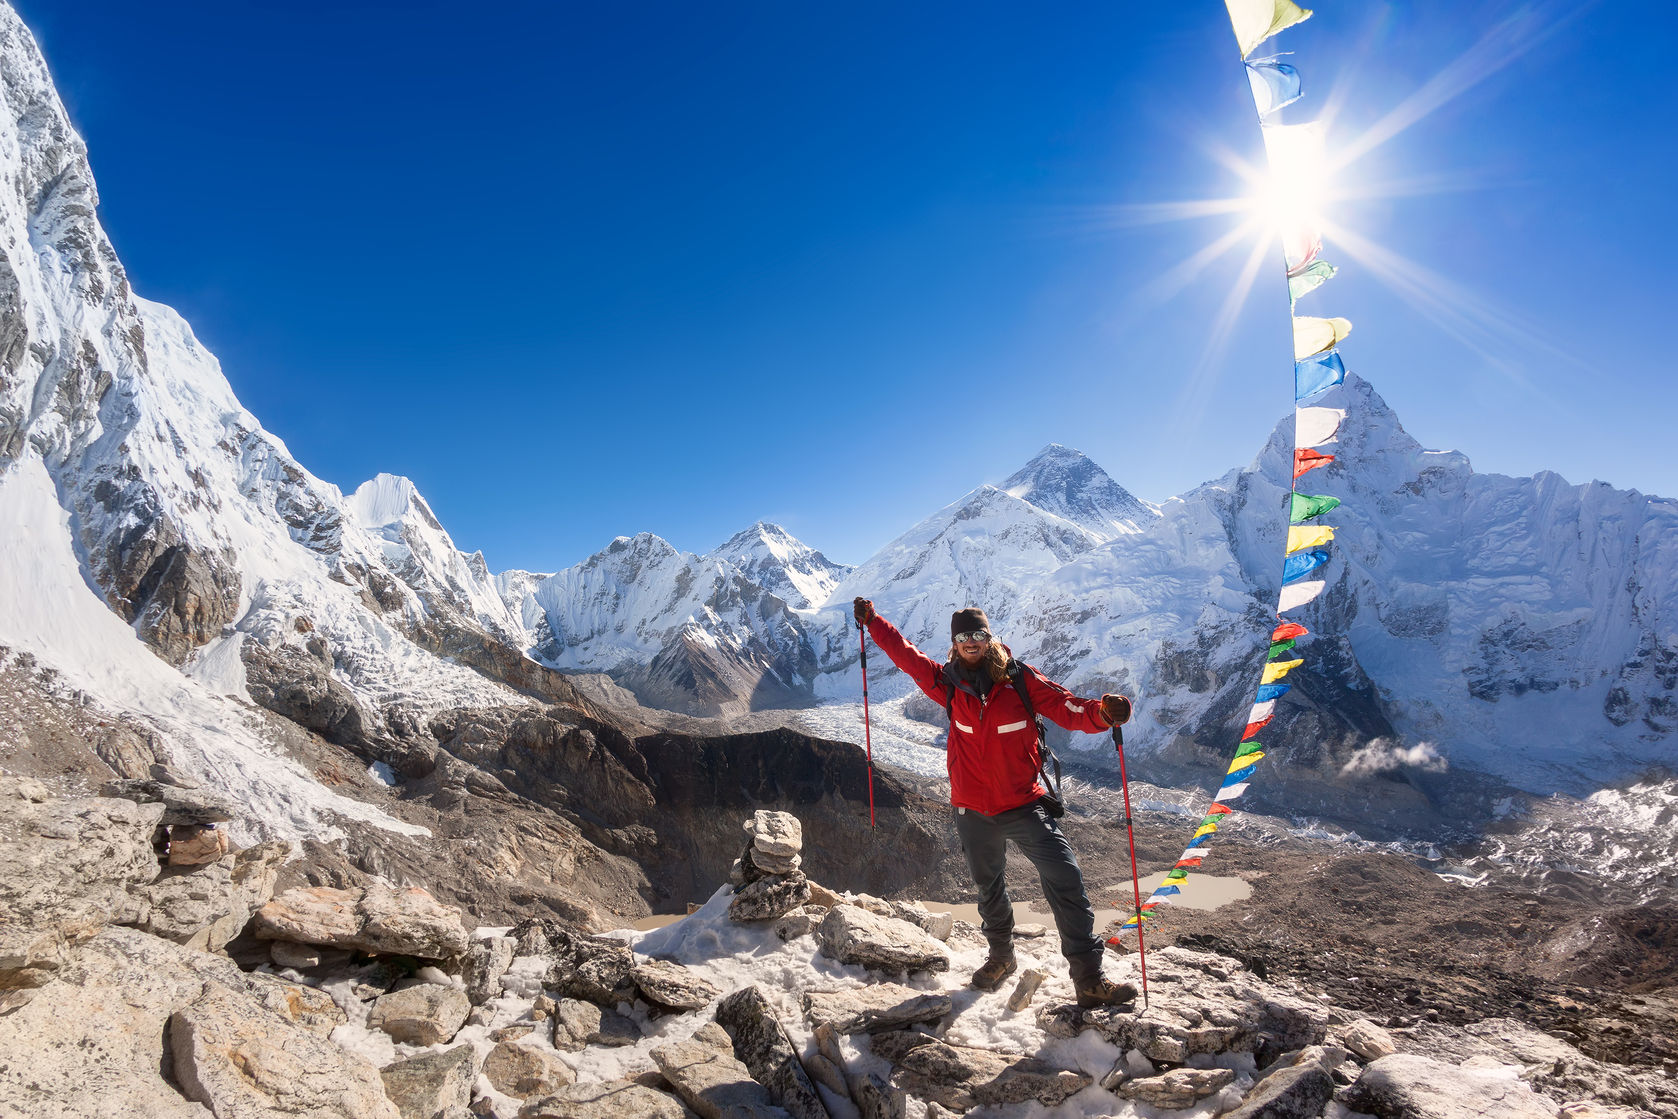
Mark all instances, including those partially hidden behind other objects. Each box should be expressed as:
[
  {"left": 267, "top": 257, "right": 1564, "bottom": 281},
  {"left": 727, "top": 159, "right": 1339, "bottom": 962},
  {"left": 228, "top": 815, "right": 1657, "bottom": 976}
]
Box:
[{"left": 2, "top": 776, "right": 1674, "bottom": 1119}]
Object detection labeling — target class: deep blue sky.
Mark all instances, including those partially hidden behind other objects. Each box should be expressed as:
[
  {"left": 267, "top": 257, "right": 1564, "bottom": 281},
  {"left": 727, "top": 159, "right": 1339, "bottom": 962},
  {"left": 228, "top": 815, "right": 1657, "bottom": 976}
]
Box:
[{"left": 16, "top": 1, "right": 1676, "bottom": 572}]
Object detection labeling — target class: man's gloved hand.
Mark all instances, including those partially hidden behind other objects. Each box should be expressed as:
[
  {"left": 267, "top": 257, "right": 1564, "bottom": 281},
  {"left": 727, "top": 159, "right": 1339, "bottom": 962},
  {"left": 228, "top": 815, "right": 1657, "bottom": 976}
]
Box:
[
  {"left": 853, "top": 597, "right": 877, "bottom": 626},
  {"left": 1100, "top": 694, "right": 1132, "bottom": 727}
]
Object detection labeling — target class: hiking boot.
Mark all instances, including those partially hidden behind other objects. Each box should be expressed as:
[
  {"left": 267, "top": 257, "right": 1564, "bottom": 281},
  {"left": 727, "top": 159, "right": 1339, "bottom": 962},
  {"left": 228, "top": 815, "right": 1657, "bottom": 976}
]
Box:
[
  {"left": 971, "top": 952, "right": 1018, "bottom": 991},
  {"left": 1074, "top": 974, "right": 1139, "bottom": 1008}
]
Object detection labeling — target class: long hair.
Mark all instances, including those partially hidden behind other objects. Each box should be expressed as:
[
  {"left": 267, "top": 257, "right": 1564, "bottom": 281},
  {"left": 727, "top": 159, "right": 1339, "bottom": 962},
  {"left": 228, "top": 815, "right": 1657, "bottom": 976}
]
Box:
[{"left": 946, "top": 639, "right": 1010, "bottom": 683}]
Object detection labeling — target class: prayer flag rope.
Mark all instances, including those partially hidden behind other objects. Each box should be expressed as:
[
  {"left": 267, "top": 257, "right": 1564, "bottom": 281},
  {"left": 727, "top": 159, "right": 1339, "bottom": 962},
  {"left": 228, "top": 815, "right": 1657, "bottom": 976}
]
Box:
[{"left": 1113, "top": 0, "right": 1360, "bottom": 940}]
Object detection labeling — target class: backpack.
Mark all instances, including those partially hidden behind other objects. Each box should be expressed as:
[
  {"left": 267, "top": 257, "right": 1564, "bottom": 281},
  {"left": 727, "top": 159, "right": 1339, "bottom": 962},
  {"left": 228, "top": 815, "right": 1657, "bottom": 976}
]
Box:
[{"left": 942, "top": 660, "right": 1066, "bottom": 818}]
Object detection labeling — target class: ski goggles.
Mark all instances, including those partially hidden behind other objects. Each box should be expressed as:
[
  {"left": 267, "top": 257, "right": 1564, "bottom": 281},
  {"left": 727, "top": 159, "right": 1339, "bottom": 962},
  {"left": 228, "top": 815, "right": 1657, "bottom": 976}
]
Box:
[{"left": 952, "top": 630, "right": 993, "bottom": 644}]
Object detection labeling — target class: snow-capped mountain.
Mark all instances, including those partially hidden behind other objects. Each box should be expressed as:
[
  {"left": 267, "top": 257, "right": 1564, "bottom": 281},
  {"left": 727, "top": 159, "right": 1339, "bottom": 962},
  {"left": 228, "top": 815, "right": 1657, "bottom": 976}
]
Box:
[
  {"left": 707, "top": 521, "right": 850, "bottom": 611},
  {"left": 528, "top": 533, "right": 818, "bottom": 715},
  {"left": 1000, "top": 443, "right": 1161, "bottom": 541},
  {"left": 0, "top": 4, "right": 589, "bottom": 839}
]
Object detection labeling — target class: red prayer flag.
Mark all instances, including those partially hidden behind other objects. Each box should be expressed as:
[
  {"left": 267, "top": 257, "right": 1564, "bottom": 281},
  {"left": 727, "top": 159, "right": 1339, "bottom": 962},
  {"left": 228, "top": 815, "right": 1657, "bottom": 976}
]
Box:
[
  {"left": 1241, "top": 715, "right": 1274, "bottom": 740},
  {"left": 1271, "top": 622, "right": 1308, "bottom": 642},
  {"left": 1294, "top": 448, "right": 1335, "bottom": 479},
  {"left": 1174, "top": 856, "right": 1204, "bottom": 869},
  {"left": 1206, "top": 803, "right": 1232, "bottom": 816}
]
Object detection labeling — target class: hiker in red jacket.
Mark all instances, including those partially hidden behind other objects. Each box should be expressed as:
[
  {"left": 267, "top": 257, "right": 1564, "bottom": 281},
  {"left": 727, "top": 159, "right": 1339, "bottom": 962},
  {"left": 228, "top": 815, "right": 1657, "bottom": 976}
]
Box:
[{"left": 854, "top": 597, "right": 1137, "bottom": 1007}]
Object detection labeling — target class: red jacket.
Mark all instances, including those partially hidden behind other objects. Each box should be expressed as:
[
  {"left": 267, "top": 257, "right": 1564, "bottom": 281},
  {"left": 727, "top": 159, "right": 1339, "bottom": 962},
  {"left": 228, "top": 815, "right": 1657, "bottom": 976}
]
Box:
[{"left": 866, "top": 615, "right": 1111, "bottom": 815}]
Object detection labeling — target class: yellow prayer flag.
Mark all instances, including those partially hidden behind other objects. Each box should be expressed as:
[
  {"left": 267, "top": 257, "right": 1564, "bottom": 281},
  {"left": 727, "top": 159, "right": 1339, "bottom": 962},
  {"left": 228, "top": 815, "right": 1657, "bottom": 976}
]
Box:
[
  {"left": 1260, "top": 658, "right": 1303, "bottom": 684},
  {"left": 1224, "top": 0, "right": 1314, "bottom": 58},
  {"left": 1286, "top": 525, "right": 1335, "bottom": 553},
  {"left": 1228, "top": 751, "right": 1265, "bottom": 772},
  {"left": 1192, "top": 822, "right": 1218, "bottom": 840},
  {"left": 1293, "top": 316, "right": 1352, "bottom": 360}
]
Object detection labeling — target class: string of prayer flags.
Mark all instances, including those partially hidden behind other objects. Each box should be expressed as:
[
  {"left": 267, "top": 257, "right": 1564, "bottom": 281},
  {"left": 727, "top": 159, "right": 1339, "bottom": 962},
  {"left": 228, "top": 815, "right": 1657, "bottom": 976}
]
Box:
[{"left": 1116, "top": 1, "right": 1366, "bottom": 941}]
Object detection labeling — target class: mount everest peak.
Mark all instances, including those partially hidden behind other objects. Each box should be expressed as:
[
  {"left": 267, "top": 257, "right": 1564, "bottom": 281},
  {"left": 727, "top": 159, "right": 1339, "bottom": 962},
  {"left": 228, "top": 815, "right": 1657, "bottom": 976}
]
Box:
[{"left": 1001, "top": 442, "right": 1162, "bottom": 540}]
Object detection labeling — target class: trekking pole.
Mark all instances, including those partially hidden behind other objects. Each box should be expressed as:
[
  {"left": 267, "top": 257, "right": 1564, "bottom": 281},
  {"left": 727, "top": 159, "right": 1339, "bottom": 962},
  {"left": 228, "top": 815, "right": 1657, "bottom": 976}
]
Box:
[
  {"left": 859, "top": 621, "right": 876, "bottom": 829},
  {"left": 1112, "top": 722, "right": 1150, "bottom": 1008}
]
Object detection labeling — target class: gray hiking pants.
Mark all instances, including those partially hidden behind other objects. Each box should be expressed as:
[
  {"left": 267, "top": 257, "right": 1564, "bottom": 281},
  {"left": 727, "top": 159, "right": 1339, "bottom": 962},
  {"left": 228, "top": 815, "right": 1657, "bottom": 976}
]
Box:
[{"left": 953, "top": 800, "right": 1104, "bottom": 981}]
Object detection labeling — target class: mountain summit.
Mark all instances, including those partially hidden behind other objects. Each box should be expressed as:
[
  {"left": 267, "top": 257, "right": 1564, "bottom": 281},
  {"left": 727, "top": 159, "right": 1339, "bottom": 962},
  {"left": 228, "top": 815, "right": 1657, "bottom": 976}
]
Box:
[{"left": 1001, "top": 443, "right": 1160, "bottom": 540}]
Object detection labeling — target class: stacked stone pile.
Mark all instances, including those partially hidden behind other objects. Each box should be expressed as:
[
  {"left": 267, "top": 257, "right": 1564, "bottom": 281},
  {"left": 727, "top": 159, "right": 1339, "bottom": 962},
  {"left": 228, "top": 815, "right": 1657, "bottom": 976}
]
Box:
[
  {"left": 2, "top": 785, "right": 1672, "bottom": 1119},
  {"left": 729, "top": 809, "right": 813, "bottom": 922}
]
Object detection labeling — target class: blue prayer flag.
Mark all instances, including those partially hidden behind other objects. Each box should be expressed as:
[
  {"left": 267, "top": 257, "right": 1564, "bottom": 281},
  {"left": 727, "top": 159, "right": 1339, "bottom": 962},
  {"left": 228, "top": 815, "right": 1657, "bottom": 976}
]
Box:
[
  {"left": 1245, "top": 55, "right": 1302, "bottom": 116},
  {"left": 1255, "top": 682, "right": 1291, "bottom": 702},
  {"left": 1154, "top": 886, "right": 1182, "bottom": 897},
  {"left": 1282, "top": 549, "right": 1329, "bottom": 584},
  {"left": 1295, "top": 349, "right": 1345, "bottom": 401},
  {"left": 1223, "top": 764, "right": 1258, "bottom": 786}
]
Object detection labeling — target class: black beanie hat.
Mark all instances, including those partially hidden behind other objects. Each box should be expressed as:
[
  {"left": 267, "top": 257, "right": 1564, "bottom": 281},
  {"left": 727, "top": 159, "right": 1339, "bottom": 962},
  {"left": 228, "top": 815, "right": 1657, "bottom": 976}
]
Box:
[{"left": 951, "top": 607, "right": 991, "bottom": 640}]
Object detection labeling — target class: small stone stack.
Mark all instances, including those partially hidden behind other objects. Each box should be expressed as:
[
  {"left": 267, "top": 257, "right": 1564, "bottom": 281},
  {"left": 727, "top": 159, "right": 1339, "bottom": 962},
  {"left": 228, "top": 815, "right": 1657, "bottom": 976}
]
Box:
[{"left": 728, "top": 810, "right": 812, "bottom": 922}]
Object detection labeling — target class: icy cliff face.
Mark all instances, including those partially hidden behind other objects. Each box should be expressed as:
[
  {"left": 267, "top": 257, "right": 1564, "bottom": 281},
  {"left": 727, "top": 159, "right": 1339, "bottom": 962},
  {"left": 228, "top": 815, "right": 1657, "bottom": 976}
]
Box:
[
  {"left": 708, "top": 521, "right": 850, "bottom": 611},
  {"left": 0, "top": 3, "right": 552, "bottom": 838}
]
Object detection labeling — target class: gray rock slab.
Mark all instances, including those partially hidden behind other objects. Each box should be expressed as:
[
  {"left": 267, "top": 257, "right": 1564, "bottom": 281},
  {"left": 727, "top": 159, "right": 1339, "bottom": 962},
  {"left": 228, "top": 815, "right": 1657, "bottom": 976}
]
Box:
[
  {"left": 632, "top": 958, "right": 721, "bottom": 1010},
  {"left": 170, "top": 982, "right": 400, "bottom": 1119},
  {"left": 483, "top": 1039, "right": 574, "bottom": 1100},
  {"left": 1117, "top": 1066, "right": 1235, "bottom": 1108},
  {"left": 1037, "top": 945, "right": 1324, "bottom": 1065},
  {"left": 815, "top": 904, "right": 951, "bottom": 975},
  {"left": 747, "top": 811, "right": 803, "bottom": 858},
  {"left": 552, "top": 997, "right": 640, "bottom": 1050},
  {"left": 731, "top": 872, "right": 812, "bottom": 923},
  {"left": 253, "top": 882, "right": 470, "bottom": 959},
  {"left": 716, "top": 985, "right": 831, "bottom": 1119},
  {"left": 651, "top": 1021, "right": 793, "bottom": 1119},
  {"left": 243, "top": 971, "right": 348, "bottom": 1036},
  {"left": 98, "top": 778, "right": 236, "bottom": 825},
  {"left": 381, "top": 1044, "right": 476, "bottom": 1119},
  {"left": 1343, "top": 1053, "right": 1561, "bottom": 1119},
  {"left": 517, "top": 1079, "right": 688, "bottom": 1119},
  {"left": 1342, "top": 1017, "right": 1399, "bottom": 1060},
  {"left": 869, "top": 1029, "right": 1091, "bottom": 1111},
  {"left": 467, "top": 935, "right": 517, "bottom": 1003},
  {"left": 1222, "top": 1058, "right": 1334, "bottom": 1119},
  {"left": 802, "top": 983, "right": 952, "bottom": 1034},
  {"left": 369, "top": 982, "right": 472, "bottom": 1045},
  {"left": 510, "top": 918, "right": 638, "bottom": 1006},
  {"left": 0, "top": 926, "right": 233, "bottom": 1118}
]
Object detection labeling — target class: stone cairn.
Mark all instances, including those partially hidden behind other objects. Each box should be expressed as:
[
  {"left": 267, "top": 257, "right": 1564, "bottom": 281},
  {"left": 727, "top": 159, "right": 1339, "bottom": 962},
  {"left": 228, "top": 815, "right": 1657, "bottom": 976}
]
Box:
[{"left": 728, "top": 809, "right": 813, "bottom": 922}]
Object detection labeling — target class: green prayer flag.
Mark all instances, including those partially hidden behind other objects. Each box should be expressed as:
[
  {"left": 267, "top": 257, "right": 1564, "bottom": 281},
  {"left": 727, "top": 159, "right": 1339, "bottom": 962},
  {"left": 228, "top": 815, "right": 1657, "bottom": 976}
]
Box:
[
  {"left": 1290, "top": 492, "right": 1341, "bottom": 523},
  {"left": 1289, "top": 260, "right": 1337, "bottom": 305},
  {"left": 1235, "top": 740, "right": 1265, "bottom": 758},
  {"left": 1166, "top": 868, "right": 1189, "bottom": 880},
  {"left": 1267, "top": 638, "right": 1296, "bottom": 659}
]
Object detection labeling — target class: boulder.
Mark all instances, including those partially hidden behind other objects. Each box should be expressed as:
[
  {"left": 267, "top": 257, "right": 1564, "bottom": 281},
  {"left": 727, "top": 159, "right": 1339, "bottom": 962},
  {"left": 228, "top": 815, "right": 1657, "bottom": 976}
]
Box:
[
  {"left": 631, "top": 958, "right": 720, "bottom": 1010},
  {"left": 730, "top": 872, "right": 812, "bottom": 922},
  {"left": 716, "top": 985, "right": 831, "bottom": 1119},
  {"left": 1342, "top": 1017, "right": 1399, "bottom": 1060},
  {"left": 381, "top": 1044, "right": 476, "bottom": 1119},
  {"left": 1117, "top": 1067, "right": 1235, "bottom": 1109},
  {"left": 243, "top": 971, "right": 348, "bottom": 1036},
  {"left": 1343, "top": 1053, "right": 1561, "bottom": 1119},
  {"left": 0, "top": 778, "right": 164, "bottom": 990},
  {"left": 517, "top": 1079, "right": 688, "bottom": 1119},
  {"left": 650, "top": 1021, "right": 793, "bottom": 1119},
  {"left": 253, "top": 882, "right": 470, "bottom": 960},
  {"left": 0, "top": 927, "right": 239, "bottom": 1117},
  {"left": 802, "top": 983, "right": 952, "bottom": 1034},
  {"left": 1037, "top": 946, "right": 1323, "bottom": 1065},
  {"left": 141, "top": 839, "right": 289, "bottom": 952},
  {"left": 167, "top": 823, "right": 230, "bottom": 866},
  {"left": 815, "top": 904, "right": 951, "bottom": 974},
  {"left": 170, "top": 983, "right": 400, "bottom": 1118},
  {"left": 774, "top": 909, "right": 821, "bottom": 941},
  {"left": 552, "top": 997, "right": 639, "bottom": 1050},
  {"left": 510, "top": 918, "right": 637, "bottom": 1006},
  {"left": 98, "top": 778, "right": 236, "bottom": 825},
  {"left": 747, "top": 810, "right": 803, "bottom": 859},
  {"left": 1223, "top": 1054, "right": 1334, "bottom": 1119},
  {"left": 869, "top": 1030, "right": 1091, "bottom": 1111},
  {"left": 369, "top": 983, "right": 472, "bottom": 1045},
  {"left": 484, "top": 1039, "right": 574, "bottom": 1099},
  {"left": 467, "top": 936, "right": 517, "bottom": 1003}
]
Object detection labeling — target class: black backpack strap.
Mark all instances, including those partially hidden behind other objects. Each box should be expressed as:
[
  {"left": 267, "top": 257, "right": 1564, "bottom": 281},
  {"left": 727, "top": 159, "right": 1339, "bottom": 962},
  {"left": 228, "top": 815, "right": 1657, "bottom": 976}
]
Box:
[{"left": 1008, "top": 662, "right": 1063, "bottom": 809}]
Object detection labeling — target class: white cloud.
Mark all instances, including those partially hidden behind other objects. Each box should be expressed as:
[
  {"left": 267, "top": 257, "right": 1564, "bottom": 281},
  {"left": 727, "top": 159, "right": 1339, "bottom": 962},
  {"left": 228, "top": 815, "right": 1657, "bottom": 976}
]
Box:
[{"left": 1339, "top": 737, "right": 1447, "bottom": 778}]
